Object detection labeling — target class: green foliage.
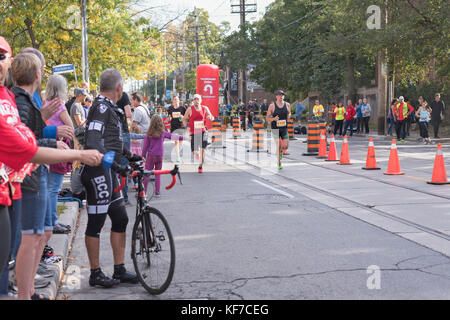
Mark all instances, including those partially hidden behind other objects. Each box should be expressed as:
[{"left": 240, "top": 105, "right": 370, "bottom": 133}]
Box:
[
  {"left": 0, "top": 0, "right": 161, "bottom": 88},
  {"left": 222, "top": 0, "right": 449, "bottom": 101}
]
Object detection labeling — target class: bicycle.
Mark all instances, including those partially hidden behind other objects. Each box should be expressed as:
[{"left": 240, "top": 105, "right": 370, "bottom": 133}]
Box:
[{"left": 114, "top": 161, "right": 182, "bottom": 295}]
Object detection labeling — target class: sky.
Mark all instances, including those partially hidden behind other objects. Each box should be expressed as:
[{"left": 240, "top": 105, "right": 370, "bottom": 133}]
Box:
[{"left": 139, "top": 0, "right": 275, "bottom": 32}]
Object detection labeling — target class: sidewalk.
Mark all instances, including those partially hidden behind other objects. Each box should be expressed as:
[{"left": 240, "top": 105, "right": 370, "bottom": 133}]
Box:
[{"left": 34, "top": 201, "right": 80, "bottom": 300}]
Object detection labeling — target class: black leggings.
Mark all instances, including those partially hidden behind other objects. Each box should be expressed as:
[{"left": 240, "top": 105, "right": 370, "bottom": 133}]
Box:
[
  {"left": 0, "top": 206, "right": 10, "bottom": 273},
  {"left": 81, "top": 165, "right": 128, "bottom": 238},
  {"left": 334, "top": 120, "right": 343, "bottom": 136},
  {"left": 362, "top": 117, "right": 370, "bottom": 133},
  {"left": 85, "top": 199, "right": 129, "bottom": 238},
  {"left": 419, "top": 122, "right": 429, "bottom": 139}
]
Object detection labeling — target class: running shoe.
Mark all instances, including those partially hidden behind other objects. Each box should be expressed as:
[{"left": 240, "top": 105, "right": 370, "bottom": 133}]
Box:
[
  {"left": 278, "top": 165, "right": 283, "bottom": 170},
  {"left": 41, "top": 245, "right": 54, "bottom": 261},
  {"left": 53, "top": 223, "right": 70, "bottom": 234},
  {"left": 198, "top": 166, "right": 203, "bottom": 174},
  {"left": 194, "top": 153, "right": 200, "bottom": 161},
  {"left": 42, "top": 256, "right": 62, "bottom": 265},
  {"left": 124, "top": 200, "right": 133, "bottom": 207}
]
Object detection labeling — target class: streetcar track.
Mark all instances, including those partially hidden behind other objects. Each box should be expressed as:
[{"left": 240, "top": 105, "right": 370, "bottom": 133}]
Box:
[
  {"left": 228, "top": 136, "right": 450, "bottom": 200},
  {"left": 209, "top": 139, "right": 450, "bottom": 246}
]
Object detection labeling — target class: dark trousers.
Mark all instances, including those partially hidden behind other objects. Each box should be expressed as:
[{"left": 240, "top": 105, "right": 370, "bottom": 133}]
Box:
[
  {"left": 356, "top": 117, "right": 363, "bottom": 133},
  {"left": 343, "top": 119, "right": 354, "bottom": 136},
  {"left": 240, "top": 116, "right": 246, "bottom": 131},
  {"left": 395, "top": 119, "right": 407, "bottom": 140},
  {"left": 248, "top": 114, "right": 253, "bottom": 129},
  {"left": 419, "top": 122, "right": 429, "bottom": 139},
  {"left": 432, "top": 118, "right": 440, "bottom": 138},
  {"left": 406, "top": 116, "right": 412, "bottom": 136},
  {"left": 362, "top": 117, "right": 370, "bottom": 133},
  {"left": 0, "top": 206, "right": 10, "bottom": 281},
  {"left": 334, "top": 120, "right": 344, "bottom": 136}
]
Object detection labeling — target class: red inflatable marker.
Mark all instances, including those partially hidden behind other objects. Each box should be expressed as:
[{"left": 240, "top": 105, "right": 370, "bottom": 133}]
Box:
[{"left": 197, "top": 64, "right": 219, "bottom": 130}]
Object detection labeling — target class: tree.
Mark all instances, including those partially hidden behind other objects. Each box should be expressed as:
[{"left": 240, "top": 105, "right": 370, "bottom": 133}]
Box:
[{"left": 0, "top": 0, "right": 162, "bottom": 88}]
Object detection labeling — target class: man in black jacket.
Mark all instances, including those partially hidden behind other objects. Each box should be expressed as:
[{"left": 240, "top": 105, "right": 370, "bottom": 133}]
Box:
[
  {"left": 431, "top": 93, "right": 445, "bottom": 138},
  {"left": 81, "top": 69, "right": 139, "bottom": 288}
]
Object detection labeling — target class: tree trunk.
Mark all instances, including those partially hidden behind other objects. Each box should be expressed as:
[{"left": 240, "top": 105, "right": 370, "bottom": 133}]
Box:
[
  {"left": 24, "top": 17, "right": 39, "bottom": 49},
  {"left": 346, "top": 53, "right": 356, "bottom": 103}
]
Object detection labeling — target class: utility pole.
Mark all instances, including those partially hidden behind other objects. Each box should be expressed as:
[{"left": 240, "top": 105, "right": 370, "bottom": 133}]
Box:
[
  {"left": 182, "top": 24, "right": 186, "bottom": 92},
  {"left": 194, "top": 7, "right": 200, "bottom": 67},
  {"left": 81, "top": 0, "right": 89, "bottom": 87},
  {"left": 164, "top": 43, "right": 167, "bottom": 102},
  {"left": 231, "top": 0, "right": 256, "bottom": 105},
  {"left": 377, "top": 3, "right": 389, "bottom": 135},
  {"left": 154, "top": 75, "right": 158, "bottom": 104}
]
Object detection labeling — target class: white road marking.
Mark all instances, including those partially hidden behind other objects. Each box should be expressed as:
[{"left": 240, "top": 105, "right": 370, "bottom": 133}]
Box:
[{"left": 252, "top": 179, "right": 295, "bottom": 199}]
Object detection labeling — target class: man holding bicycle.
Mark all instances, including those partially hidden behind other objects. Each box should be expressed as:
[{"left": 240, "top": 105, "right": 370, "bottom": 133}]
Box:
[{"left": 81, "top": 69, "right": 141, "bottom": 288}]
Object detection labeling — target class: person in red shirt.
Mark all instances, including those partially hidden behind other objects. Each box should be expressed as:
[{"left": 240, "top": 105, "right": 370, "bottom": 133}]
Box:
[
  {"left": 182, "top": 94, "right": 214, "bottom": 173},
  {"left": 343, "top": 99, "right": 357, "bottom": 137},
  {"left": 327, "top": 102, "right": 337, "bottom": 134},
  {"left": 393, "top": 96, "right": 415, "bottom": 142}
]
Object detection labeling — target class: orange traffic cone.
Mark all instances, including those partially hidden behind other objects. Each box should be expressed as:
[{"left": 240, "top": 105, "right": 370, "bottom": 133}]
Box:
[
  {"left": 337, "top": 135, "right": 352, "bottom": 165},
  {"left": 362, "top": 137, "right": 380, "bottom": 170},
  {"left": 325, "top": 134, "right": 338, "bottom": 161},
  {"left": 384, "top": 139, "right": 404, "bottom": 175},
  {"left": 316, "top": 129, "right": 327, "bottom": 159},
  {"left": 427, "top": 143, "right": 450, "bottom": 185}
]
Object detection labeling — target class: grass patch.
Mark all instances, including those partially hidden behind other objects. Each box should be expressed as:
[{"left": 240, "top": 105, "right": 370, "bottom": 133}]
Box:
[{"left": 57, "top": 204, "right": 68, "bottom": 216}]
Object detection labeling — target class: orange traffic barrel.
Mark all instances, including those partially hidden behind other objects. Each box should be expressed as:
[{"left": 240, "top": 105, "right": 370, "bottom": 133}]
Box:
[
  {"left": 303, "top": 121, "right": 326, "bottom": 156},
  {"left": 288, "top": 119, "right": 297, "bottom": 140},
  {"left": 210, "top": 117, "right": 226, "bottom": 148},
  {"left": 247, "top": 120, "right": 266, "bottom": 152},
  {"left": 232, "top": 117, "right": 241, "bottom": 139}
]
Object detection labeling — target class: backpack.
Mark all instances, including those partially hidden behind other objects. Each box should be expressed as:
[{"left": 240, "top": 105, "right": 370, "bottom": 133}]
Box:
[{"left": 65, "top": 96, "right": 76, "bottom": 113}]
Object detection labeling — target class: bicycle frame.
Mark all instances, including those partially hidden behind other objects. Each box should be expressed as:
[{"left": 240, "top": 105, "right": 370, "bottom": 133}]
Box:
[{"left": 115, "top": 162, "right": 180, "bottom": 252}]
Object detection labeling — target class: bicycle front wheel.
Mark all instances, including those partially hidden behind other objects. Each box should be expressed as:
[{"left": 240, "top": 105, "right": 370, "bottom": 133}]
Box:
[{"left": 131, "top": 207, "right": 175, "bottom": 295}]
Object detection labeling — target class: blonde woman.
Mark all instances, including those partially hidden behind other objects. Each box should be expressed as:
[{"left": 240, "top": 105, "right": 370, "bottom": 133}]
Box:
[{"left": 44, "top": 75, "right": 74, "bottom": 234}]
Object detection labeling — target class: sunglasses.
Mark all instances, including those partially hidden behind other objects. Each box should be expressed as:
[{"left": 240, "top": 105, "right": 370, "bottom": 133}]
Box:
[{"left": 0, "top": 53, "right": 11, "bottom": 61}]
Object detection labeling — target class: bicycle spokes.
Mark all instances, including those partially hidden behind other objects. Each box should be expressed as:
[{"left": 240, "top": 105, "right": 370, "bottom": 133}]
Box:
[{"left": 131, "top": 208, "right": 175, "bottom": 295}]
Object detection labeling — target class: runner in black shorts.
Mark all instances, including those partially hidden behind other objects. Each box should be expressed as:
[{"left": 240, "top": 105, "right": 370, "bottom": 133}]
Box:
[
  {"left": 266, "top": 90, "right": 291, "bottom": 170},
  {"left": 81, "top": 69, "right": 141, "bottom": 288},
  {"left": 167, "top": 96, "right": 186, "bottom": 162},
  {"left": 182, "top": 94, "right": 214, "bottom": 173}
]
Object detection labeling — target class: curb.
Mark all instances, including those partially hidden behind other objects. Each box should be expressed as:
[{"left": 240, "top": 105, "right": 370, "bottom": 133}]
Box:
[{"left": 35, "top": 202, "right": 80, "bottom": 300}]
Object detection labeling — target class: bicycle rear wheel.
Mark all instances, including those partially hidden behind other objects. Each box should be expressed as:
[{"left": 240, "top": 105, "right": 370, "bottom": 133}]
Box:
[{"left": 131, "top": 207, "right": 175, "bottom": 295}]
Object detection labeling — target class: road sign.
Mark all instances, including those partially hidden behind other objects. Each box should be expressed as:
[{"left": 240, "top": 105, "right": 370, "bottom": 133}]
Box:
[
  {"left": 52, "top": 64, "right": 78, "bottom": 88},
  {"left": 52, "top": 64, "right": 75, "bottom": 74}
]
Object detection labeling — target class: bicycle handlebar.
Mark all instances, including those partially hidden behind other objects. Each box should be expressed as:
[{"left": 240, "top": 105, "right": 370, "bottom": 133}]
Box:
[{"left": 113, "top": 164, "right": 180, "bottom": 193}]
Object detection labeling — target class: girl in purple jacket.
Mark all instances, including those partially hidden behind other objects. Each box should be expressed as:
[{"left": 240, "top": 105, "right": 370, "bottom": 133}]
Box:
[{"left": 142, "top": 115, "right": 183, "bottom": 197}]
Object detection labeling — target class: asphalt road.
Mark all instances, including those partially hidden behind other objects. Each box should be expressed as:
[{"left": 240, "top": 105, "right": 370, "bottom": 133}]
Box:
[{"left": 58, "top": 133, "right": 450, "bottom": 300}]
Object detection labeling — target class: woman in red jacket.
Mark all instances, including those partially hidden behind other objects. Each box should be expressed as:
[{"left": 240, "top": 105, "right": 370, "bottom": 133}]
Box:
[{"left": 343, "top": 100, "right": 357, "bottom": 137}]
